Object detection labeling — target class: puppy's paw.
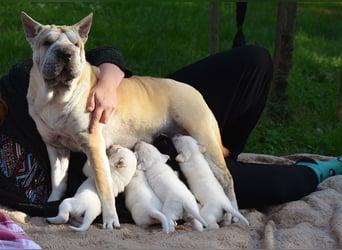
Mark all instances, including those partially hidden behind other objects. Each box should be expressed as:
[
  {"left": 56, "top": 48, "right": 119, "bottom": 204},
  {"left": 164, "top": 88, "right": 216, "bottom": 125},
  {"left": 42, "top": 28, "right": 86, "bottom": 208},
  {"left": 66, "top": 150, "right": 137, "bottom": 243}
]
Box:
[
  {"left": 175, "top": 153, "right": 185, "bottom": 163},
  {"left": 206, "top": 222, "right": 220, "bottom": 230}
]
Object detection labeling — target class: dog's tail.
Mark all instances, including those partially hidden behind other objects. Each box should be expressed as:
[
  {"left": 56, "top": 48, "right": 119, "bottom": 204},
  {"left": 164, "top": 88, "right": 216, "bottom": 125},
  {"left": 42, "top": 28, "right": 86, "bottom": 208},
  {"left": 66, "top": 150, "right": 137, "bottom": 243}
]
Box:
[
  {"left": 183, "top": 204, "right": 208, "bottom": 229},
  {"left": 223, "top": 201, "right": 249, "bottom": 226},
  {"left": 149, "top": 209, "right": 171, "bottom": 233},
  {"left": 0, "top": 95, "right": 8, "bottom": 125},
  {"left": 69, "top": 211, "right": 96, "bottom": 232},
  {"left": 221, "top": 145, "right": 230, "bottom": 157}
]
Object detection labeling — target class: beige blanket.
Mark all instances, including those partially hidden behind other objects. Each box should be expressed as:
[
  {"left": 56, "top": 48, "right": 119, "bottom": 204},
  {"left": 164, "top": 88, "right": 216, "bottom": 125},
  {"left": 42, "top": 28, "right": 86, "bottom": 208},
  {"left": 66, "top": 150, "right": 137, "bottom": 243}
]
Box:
[{"left": 2, "top": 153, "right": 342, "bottom": 249}]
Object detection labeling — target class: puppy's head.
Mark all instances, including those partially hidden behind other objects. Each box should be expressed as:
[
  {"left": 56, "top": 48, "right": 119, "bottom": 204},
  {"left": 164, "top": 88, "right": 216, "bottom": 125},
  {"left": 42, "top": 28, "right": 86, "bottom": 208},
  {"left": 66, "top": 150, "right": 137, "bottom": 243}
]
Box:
[
  {"left": 172, "top": 135, "right": 206, "bottom": 163},
  {"left": 107, "top": 145, "right": 137, "bottom": 183},
  {"left": 107, "top": 145, "right": 137, "bottom": 170},
  {"left": 21, "top": 11, "right": 93, "bottom": 88},
  {"left": 134, "top": 141, "right": 169, "bottom": 168}
]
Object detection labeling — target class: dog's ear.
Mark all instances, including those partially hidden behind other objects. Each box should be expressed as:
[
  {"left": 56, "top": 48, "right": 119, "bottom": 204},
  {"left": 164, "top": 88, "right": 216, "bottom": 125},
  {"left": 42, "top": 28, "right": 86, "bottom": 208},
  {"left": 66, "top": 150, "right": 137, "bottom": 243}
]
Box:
[
  {"left": 161, "top": 154, "right": 170, "bottom": 163},
  {"left": 137, "top": 163, "right": 146, "bottom": 171},
  {"left": 115, "top": 158, "right": 126, "bottom": 168},
  {"left": 21, "top": 11, "right": 43, "bottom": 45},
  {"left": 74, "top": 13, "right": 93, "bottom": 43},
  {"left": 175, "top": 153, "right": 185, "bottom": 163}
]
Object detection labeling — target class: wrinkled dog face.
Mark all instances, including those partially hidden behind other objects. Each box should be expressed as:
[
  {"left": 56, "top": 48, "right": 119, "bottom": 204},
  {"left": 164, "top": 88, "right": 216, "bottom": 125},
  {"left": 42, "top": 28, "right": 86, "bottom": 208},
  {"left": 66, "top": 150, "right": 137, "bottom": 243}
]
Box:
[{"left": 21, "top": 12, "right": 92, "bottom": 87}]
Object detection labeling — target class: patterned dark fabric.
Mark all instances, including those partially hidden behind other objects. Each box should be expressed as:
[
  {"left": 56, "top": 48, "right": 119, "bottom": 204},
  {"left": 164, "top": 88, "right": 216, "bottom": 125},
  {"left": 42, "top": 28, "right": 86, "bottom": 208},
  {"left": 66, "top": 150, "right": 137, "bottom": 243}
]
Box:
[{"left": 0, "top": 134, "right": 50, "bottom": 204}]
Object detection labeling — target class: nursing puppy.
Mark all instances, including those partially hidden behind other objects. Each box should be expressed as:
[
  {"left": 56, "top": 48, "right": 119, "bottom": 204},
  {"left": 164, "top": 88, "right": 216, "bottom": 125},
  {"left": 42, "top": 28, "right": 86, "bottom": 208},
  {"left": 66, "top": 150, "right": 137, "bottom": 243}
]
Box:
[
  {"left": 125, "top": 165, "right": 171, "bottom": 233},
  {"left": 172, "top": 135, "right": 249, "bottom": 230},
  {"left": 22, "top": 12, "right": 236, "bottom": 229},
  {"left": 134, "top": 141, "right": 207, "bottom": 232},
  {"left": 47, "top": 145, "right": 136, "bottom": 231}
]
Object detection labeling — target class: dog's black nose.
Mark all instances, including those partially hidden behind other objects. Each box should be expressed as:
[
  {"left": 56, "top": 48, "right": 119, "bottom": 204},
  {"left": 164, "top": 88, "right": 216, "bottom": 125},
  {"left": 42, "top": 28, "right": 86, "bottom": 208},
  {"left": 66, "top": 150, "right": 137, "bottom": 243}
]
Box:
[{"left": 57, "top": 49, "right": 72, "bottom": 62}]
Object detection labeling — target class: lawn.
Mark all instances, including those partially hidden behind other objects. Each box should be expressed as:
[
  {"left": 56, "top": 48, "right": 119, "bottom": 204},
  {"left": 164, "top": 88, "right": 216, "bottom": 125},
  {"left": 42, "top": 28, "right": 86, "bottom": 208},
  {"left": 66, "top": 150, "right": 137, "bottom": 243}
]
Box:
[{"left": 0, "top": 1, "right": 341, "bottom": 156}]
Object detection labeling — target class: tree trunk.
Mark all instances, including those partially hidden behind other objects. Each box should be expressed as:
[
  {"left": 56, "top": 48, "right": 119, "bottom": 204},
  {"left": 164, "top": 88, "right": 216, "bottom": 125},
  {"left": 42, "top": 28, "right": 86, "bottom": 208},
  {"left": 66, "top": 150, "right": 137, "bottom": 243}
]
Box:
[
  {"left": 268, "top": 3, "right": 297, "bottom": 121},
  {"left": 210, "top": 0, "right": 219, "bottom": 54}
]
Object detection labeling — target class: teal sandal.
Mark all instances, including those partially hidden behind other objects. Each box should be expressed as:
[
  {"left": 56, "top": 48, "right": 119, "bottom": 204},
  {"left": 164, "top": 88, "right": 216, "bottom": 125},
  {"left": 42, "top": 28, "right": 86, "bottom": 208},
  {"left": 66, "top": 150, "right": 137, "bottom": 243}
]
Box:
[{"left": 295, "top": 156, "right": 342, "bottom": 183}]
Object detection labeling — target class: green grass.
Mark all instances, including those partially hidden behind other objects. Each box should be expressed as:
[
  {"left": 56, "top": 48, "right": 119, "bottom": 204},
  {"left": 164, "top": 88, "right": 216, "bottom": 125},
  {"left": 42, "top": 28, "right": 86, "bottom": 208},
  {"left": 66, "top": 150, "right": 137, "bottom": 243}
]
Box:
[{"left": 0, "top": 1, "right": 341, "bottom": 156}]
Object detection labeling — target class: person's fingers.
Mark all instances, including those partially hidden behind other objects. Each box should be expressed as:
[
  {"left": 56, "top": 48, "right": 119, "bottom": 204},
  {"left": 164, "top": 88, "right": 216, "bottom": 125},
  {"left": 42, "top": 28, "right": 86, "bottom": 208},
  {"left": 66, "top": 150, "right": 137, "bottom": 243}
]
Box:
[
  {"left": 89, "top": 108, "right": 102, "bottom": 133},
  {"left": 86, "top": 92, "right": 95, "bottom": 112},
  {"left": 99, "top": 108, "right": 114, "bottom": 124}
]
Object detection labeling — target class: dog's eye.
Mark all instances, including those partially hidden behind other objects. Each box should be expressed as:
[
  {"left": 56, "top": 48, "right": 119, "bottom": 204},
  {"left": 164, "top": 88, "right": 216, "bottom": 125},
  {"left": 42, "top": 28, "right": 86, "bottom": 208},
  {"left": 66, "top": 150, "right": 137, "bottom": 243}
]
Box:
[{"left": 43, "top": 40, "right": 52, "bottom": 47}]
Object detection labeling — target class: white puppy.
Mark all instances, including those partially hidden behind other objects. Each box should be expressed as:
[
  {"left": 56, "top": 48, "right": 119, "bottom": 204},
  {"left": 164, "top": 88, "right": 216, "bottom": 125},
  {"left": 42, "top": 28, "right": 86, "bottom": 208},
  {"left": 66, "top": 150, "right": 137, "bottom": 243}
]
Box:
[
  {"left": 134, "top": 141, "right": 207, "bottom": 232},
  {"left": 47, "top": 145, "right": 137, "bottom": 231},
  {"left": 172, "top": 135, "right": 249, "bottom": 230},
  {"left": 125, "top": 165, "right": 171, "bottom": 233}
]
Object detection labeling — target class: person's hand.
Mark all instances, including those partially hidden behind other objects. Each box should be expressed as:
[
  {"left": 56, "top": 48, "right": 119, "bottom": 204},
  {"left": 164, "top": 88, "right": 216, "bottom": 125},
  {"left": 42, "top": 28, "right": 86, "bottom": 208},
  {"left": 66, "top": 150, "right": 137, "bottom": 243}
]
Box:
[{"left": 87, "top": 63, "right": 124, "bottom": 133}]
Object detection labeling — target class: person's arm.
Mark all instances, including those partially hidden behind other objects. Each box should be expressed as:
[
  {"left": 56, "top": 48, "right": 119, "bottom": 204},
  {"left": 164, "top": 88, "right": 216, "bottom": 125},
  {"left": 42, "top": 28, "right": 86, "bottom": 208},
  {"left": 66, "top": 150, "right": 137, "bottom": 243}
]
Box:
[
  {"left": 86, "top": 46, "right": 132, "bottom": 78},
  {"left": 86, "top": 63, "right": 124, "bottom": 133},
  {"left": 85, "top": 46, "right": 132, "bottom": 133}
]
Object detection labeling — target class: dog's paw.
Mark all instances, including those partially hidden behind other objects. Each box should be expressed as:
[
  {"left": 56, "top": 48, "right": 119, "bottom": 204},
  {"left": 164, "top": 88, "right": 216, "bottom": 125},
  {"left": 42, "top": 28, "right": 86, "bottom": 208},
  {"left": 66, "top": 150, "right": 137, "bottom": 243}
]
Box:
[
  {"left": 102, "top": 213, "right": 120, "bottom": 230},
  {"left": 102, "top": 221, "right": 121, "bottom": 230}
]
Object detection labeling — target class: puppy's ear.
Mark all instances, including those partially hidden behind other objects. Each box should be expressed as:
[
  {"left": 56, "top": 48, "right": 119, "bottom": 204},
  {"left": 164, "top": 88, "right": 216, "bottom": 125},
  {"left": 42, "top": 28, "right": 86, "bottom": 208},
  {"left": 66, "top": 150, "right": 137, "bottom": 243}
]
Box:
[
  {"left": 175, "top": 153, "right": 185, "bottom": 163},
  {"left": 74, "top": 13, "right": 93, "bottom": 43},
  {"left": 21, "top": 11, "right": 43, "bottom": 46},
  {"left": 137, "top": 163, "right": 146, "bottom": 171},
  {"left": 161, "top": 154, "right": 170, "bottom": 163},
  {"left": 115, "top": 158, "right": 126, "bottom": 168}
]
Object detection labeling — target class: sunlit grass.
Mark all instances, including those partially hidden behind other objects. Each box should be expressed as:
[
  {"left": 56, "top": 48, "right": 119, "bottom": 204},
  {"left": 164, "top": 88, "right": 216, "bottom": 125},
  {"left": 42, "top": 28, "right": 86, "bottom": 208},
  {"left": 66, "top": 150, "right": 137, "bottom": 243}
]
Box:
[{"left": 0, "top": 1, "right": 341, "bottom": 156}]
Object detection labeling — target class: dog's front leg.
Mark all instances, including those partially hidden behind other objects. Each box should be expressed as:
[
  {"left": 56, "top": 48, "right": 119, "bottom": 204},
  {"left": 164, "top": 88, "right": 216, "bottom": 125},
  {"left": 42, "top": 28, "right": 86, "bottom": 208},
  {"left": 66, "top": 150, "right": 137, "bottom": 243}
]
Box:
[
  {"left": 46, "top": 145, "right": 70, "bottom": 201},
  {"left": 86, "top": 130, "right": 120, "bottom": 229}
]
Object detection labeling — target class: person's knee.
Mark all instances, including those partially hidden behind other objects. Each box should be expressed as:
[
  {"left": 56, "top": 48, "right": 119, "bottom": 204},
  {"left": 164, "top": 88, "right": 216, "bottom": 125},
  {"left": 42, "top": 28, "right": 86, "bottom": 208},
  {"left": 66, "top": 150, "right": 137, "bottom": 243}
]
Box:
[{"left": 245, "top": 45, "right": 273, "bottom": 78}]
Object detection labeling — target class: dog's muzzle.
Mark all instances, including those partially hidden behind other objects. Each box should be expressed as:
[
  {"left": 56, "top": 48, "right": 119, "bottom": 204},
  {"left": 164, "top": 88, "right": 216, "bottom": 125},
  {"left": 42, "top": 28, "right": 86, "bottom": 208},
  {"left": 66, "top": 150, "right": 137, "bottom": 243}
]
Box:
[{"left": 41, "top": 45, "right": 81, "bottom": 87}]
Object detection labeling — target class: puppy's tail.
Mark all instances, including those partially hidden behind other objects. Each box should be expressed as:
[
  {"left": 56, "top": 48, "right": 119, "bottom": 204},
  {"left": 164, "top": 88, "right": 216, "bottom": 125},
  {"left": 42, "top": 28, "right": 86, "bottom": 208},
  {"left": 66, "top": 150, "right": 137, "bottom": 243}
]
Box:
[
  {"left": 69, "top": 222, "right": 91, "bottom": 232},
  {"left": 223, "top": 201, "right": 249, "bottom": 226},
  {"left": 150, "top": 209, "right": 171, "bottom": 233},
  {"left": 69, "top": 211, "right": 95, "bottom": 232},
  {"left": 184, "top": 204, "right": 208, "bottom": 229},
  {"left": 0, "top": 95, "right": 8, "bottom": 125}
]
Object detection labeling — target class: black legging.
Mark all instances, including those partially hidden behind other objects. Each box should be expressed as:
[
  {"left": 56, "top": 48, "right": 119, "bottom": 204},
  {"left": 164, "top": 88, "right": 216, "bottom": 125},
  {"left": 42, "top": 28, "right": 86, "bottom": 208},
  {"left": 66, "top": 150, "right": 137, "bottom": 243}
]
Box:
[{"left": 167, "top": 45, "right": 318, "bottom": 209}]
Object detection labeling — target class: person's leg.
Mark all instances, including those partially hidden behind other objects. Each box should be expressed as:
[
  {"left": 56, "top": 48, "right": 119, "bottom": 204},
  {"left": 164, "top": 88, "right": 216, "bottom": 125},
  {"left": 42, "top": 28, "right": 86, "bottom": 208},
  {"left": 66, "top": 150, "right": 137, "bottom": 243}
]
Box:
[
  {"left": 167, "top": 45, "right": 273, "bottom": 159},
  {"left": 226, "top": 159, "right": 318, "bottom": 209},
  {"left": 166, "top": 45, "right": 342, "bottom": 209}
]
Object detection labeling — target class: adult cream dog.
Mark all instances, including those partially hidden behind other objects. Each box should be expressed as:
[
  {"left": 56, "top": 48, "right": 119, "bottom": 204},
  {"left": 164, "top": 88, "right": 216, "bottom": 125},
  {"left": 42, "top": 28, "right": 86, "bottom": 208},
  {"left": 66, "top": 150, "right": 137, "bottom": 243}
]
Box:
[{"left": 21, "top": 12, "right": 237, "bottom": 229}]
